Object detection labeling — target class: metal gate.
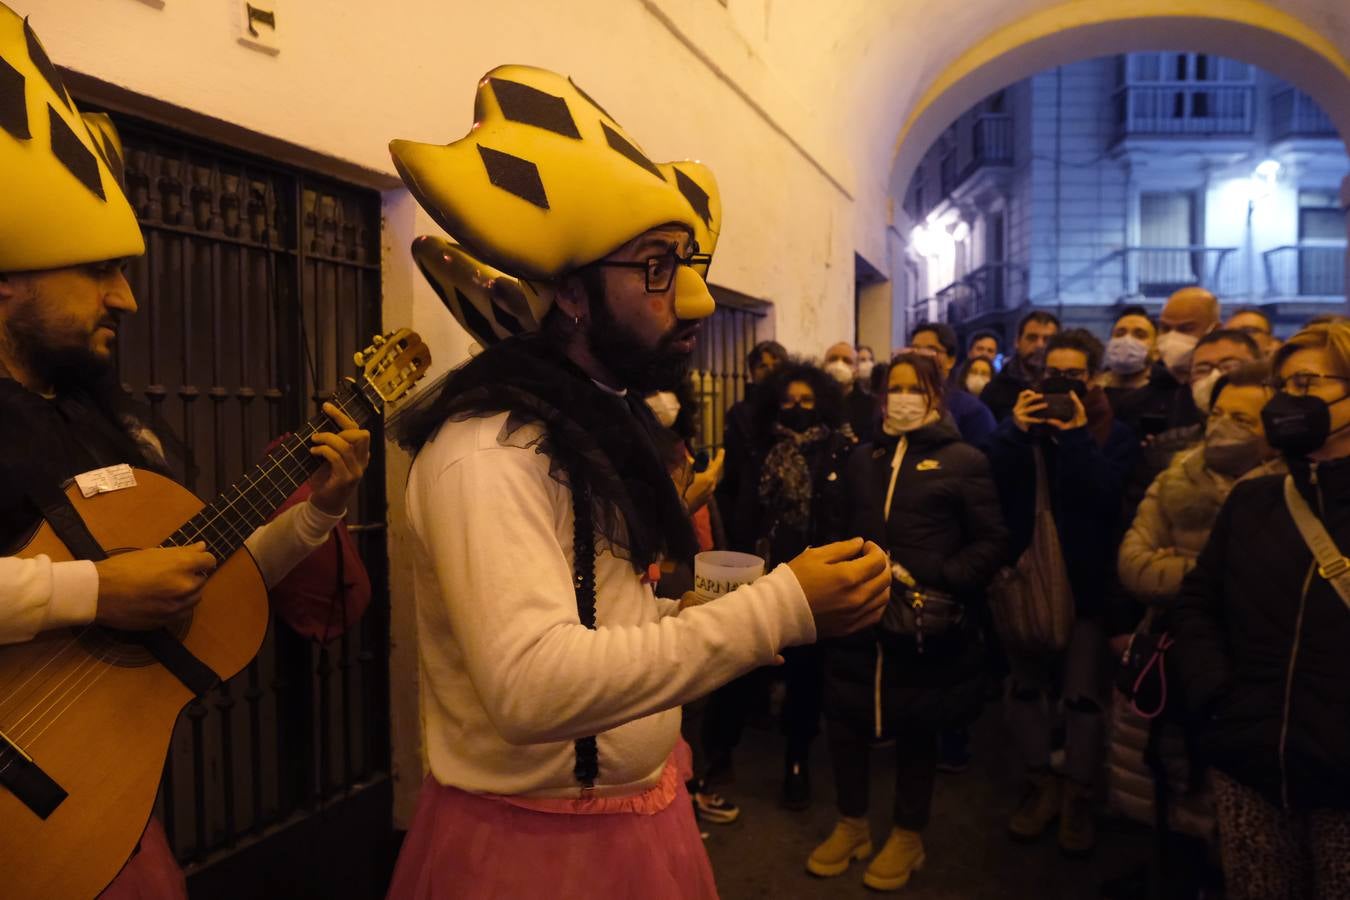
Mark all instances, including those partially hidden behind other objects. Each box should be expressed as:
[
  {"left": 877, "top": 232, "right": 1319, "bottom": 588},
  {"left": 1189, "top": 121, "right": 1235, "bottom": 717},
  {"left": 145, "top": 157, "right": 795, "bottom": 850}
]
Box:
[
  {"left": 106, "top": 113, "right": 393, "bottom": 899},
  {"left": 690, "top": 291, "right": 770, "bottom": 455}
]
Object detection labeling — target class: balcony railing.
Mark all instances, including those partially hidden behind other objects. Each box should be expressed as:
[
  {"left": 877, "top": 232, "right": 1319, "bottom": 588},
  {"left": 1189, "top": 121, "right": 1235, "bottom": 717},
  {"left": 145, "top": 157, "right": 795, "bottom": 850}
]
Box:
[
  {"left": 1113, "top": 84, "right": 1254, "bottom": 140},
  {"left": 1271, "top": 87, "right": 1338, "bottom": 141},
  {"left": 937, "top": 263, "right": 1028, "bottom": 324},
  {"left": 1124, "top": 246, "right": 1240, "bottom": 298},
  {"left": 938, "top": 114, "right": 1014, "bottom": 199},
  {"left": 972, "top": 114, "right": 1013, "bottom": 166},
  {"left": 909, "top": 299, "right": 932, "bottom": 326},
  {"left": 1264, "top": 244, "right": 1347, "bottom": 298}
]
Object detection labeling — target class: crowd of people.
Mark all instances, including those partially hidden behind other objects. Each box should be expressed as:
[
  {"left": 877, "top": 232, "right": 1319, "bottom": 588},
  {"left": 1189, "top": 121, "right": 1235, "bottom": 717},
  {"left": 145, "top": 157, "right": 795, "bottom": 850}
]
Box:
[{"left": 649, "top": 289, "right": 1350, "bottom": 898}]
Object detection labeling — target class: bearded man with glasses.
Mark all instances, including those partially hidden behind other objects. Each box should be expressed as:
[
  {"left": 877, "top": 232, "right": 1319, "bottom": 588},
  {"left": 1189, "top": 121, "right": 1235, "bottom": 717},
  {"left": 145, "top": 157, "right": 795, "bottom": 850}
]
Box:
[{"left": 384, "top": 66, "right": 890, "bottom": 898}]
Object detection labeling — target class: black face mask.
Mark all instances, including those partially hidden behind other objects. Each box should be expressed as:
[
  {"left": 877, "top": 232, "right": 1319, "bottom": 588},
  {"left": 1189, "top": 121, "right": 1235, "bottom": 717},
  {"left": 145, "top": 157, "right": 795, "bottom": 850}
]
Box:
[
  {"left": 779, "top": 405, "right": 819, "bottom": 433},
  {"left": 1039, "top": 375, "right": 1088, "bottom": 398},
  {"left": 1261, "top": 392, "right": 1345, "bottom": 458}
]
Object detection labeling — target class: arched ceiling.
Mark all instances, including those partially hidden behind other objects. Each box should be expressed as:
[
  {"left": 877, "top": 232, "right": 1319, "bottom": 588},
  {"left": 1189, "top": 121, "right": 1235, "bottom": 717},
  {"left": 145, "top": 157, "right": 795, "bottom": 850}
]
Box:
[{"left": 720, "top": 0, "right": 1350, "bottom": 242}]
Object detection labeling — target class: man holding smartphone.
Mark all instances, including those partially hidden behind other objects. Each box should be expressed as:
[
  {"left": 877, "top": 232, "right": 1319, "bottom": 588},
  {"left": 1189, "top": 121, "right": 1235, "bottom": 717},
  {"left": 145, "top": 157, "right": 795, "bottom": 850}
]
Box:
[{"left": 985, "top": 329, "right": 1139, "bottom": 856}]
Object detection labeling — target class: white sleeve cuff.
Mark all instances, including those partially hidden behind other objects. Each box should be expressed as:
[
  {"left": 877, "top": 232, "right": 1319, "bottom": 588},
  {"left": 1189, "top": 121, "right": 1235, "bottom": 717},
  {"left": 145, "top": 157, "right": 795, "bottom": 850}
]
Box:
[
  {"left": 45, "top": 559, "right": 100, "bottom": 630},
  {"left": 295, "top": 500, "right": 347, "bottom": 544}
]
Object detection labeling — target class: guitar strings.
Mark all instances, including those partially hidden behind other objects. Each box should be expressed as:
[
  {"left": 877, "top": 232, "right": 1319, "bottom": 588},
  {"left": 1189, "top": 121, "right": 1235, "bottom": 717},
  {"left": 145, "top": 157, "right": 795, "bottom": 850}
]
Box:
[{"left": 0, "top": 385, "right": 371, "bottom": 760}]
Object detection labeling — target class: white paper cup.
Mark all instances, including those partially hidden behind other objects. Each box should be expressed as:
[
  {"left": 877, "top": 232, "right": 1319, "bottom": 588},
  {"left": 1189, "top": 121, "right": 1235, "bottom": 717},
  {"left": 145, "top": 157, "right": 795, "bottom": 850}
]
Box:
[{"left": 693, "top": 551, "right": 766, "bottom": 605}]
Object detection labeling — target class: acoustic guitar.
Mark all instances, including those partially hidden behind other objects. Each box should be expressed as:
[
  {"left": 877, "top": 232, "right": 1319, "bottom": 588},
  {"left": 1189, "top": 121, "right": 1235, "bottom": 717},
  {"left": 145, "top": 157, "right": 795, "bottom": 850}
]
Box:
[{"left": 0, "top": 329, "right": 430, "bottom": 900}]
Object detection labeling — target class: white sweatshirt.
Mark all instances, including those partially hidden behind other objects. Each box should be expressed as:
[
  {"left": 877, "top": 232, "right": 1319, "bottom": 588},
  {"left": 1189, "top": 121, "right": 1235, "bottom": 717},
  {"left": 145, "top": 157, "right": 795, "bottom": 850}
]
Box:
[
  {"left": 0, "top": 499, "right": 345, "bottom": 645},
  {"left": 406, "top": 412, "right": 816, "bottom": 798}
]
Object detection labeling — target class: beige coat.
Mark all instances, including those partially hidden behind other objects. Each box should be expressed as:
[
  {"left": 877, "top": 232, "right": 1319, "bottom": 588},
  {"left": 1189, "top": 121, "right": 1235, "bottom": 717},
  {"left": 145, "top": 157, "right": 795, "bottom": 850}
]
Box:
[{"left": 1119, "top": 446, "right": 1285, "bottom": 602}]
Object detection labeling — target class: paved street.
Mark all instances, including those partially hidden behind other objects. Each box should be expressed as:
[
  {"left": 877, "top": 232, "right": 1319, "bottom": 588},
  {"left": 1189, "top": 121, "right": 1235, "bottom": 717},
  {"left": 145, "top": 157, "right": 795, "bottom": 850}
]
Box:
[{"left": 701, "top": 709, "right": 1155, "bottom": 899}]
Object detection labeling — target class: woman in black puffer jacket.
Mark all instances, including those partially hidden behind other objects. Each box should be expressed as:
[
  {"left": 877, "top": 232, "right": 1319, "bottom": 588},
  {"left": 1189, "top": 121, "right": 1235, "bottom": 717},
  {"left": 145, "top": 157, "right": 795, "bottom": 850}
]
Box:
[
  {"left": 806, "top": 353, "right": 1008, "bottom": 892},
  {"left": 1172, "top": 322, "right": 1350, "bottom": 900}
]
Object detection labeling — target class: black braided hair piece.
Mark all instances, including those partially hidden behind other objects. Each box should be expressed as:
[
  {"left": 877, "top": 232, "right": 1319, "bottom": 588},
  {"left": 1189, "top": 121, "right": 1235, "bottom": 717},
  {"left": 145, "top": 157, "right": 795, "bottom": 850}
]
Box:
[{"left": 570, "top": 468, "right": 600, "bottom": 789}]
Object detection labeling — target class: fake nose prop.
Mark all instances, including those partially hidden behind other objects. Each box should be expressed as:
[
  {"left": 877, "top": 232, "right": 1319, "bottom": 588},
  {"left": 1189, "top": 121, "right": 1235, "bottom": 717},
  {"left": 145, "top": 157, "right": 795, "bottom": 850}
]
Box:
[{"left": 673, "top": 265, "right": 715, "bottom": 321}]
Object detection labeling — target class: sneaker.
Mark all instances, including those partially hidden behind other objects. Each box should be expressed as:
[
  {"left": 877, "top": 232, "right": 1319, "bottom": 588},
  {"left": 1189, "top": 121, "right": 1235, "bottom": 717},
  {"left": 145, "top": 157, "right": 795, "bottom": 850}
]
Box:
[
  {"left": 806, "top": 816, "right": 872, "bottom": 877},
  {"left": 1008, "top": 770, "right": 1061, "bottom": 841},
  {"left": 782, "top": 761, "right": 811, "bottom": 810},
  {"left": 693, "top": 789, "right": 741, "bottom": 825},
  {"left": 862, "top": 827, "right": 926, "bottom": 892},
  {"left": 936, "top": 728, "right": 971, "bottom": 774},
  {"left": 1058, "top": 778, "right": 1096, "bottom": 856}
]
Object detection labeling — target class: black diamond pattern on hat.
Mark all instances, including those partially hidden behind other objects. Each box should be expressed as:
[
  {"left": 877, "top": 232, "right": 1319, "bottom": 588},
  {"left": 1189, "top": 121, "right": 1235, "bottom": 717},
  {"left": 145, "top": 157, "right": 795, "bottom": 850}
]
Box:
[
  {"left": 94, "top": 127, "right": 125, "bottom": 188},
  {"left": 674, "top": 168, "right": 712, "bottom": 227},
  {"left": 49, "top": 105, "right": 104, "bottom": 201},
  {"left": 452, "top": 286, "right": 499, "bottom": 344},
  {"left": 490, "top": 78, "right": 580, "bottom": 139},
  {"left": 477, "top": 144, "right": 549, "bottom": 210},
  {"left": 24, "top": 18, "right": 70, "bottom": 111},
  {"left": 601, "top": 122, "right": 662, "bottom": 180},
  {"left": 0, "top": 54, "right": 28, "bottom": 140},
  {"left": 569, "top": 77, "right": 614, "bottom": 121}
]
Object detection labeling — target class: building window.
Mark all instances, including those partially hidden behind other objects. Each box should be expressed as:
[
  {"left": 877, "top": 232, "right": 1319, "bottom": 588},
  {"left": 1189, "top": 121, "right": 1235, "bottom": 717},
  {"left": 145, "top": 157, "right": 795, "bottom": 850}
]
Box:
[{"left": 1137, "top": 191, "right": 1201, "bottom": 295}]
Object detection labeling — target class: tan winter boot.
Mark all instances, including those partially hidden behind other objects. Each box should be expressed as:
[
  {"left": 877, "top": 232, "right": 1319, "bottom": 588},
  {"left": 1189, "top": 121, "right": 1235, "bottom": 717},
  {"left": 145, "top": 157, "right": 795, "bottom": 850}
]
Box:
[
  {"left": 806, "top": 816, "right": 873, "bottom": 877},
  {"left": 862, "top": 827, "right": 926, "bottom": 892},
  {"left": 1008, "top": 770, "right": 1061, "bottom": 841},
  {"left": 1058, "top": 779, "right": 1097, "bottom": 856}
]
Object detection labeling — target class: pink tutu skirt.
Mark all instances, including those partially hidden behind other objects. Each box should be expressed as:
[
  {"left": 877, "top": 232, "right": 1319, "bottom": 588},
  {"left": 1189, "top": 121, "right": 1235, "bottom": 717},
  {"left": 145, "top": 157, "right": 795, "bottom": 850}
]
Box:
[
  {"left": 99, "top": 817, "right": 187, "bottom": 900},
  {"left": 387, "top": 743, "right": 718, "bottom": 899}
]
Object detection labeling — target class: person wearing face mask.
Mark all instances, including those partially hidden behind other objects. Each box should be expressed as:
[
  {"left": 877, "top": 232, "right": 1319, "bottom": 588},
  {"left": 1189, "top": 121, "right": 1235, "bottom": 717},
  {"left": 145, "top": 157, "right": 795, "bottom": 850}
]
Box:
[
  {"left": 857, "top": 345, "right": 877, "bottom": 393},
  {"left": 1126, "top": 330, "right": 1263, "bottom": 522},
  {"left": 957, "top": 356, "right": 995, "bottom": 399},
  {"left": 1105, "top": 364, "right": 1282, "bottom": 896},
  {"left": 719, "top": 340, "right": 787, "bottom": 555},
  {"left": 807, "top": 353, "right": 1007, "bottom": 890},
  {"left": 910, "top": 323, "right": 997, "bottom": 447},
  {"left": 1171, "top": 321, "right": 1350, "bottom": 900},
  {"left": 982, "top": 311, "right": 1060, "bottom": 423},
  {"left": 825, "top": 341, "right": 879, "bottom": 443},
  {"left": 1100, "top": 306, "right": 1159, "bottom": 420},
  {"left": 986, "top": 329, "right": 1140, "bottom": 856},
  {"left": 749, "top": 361, "right": 856, "bottom": 808}
]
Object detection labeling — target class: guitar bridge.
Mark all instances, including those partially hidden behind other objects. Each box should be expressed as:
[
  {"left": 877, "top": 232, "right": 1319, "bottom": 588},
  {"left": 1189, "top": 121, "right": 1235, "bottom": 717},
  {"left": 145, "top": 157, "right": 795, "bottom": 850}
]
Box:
[{"left": 0, "top": 729, "right": 66, "bottom": 819}]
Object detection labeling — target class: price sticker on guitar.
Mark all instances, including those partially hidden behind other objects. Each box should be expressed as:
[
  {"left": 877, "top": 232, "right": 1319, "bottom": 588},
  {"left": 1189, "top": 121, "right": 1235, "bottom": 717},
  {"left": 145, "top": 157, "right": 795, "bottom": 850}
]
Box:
[{"left": 73, "top": 464, "right": 137, "bottom": 498}]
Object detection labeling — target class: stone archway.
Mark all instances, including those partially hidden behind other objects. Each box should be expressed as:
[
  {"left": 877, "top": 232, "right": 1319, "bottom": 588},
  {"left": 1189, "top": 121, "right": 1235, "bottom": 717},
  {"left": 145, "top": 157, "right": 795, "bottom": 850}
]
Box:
[{"left": 859, "top": 0, "right": 1350, "bottom": 352}]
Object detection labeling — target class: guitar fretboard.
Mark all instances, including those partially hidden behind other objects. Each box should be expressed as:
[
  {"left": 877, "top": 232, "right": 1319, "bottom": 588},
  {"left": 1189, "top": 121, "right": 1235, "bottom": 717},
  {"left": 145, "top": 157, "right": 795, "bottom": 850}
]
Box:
[{"left": 162, "top": 379, "right": 376, "bottom": 561}]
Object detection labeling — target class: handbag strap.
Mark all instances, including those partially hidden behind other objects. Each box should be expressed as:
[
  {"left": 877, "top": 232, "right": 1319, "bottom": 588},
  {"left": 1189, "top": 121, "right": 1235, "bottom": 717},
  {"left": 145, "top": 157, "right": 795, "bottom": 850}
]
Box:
[
  {"left": 1283, "top": 474, "right": 1350, "bottom": 612},
  {"left": 882, "top": 437, "right": 908, "bottom": 523},
  {"left": 1032, "top": 444, "right": 1051, "bottom": 514}
]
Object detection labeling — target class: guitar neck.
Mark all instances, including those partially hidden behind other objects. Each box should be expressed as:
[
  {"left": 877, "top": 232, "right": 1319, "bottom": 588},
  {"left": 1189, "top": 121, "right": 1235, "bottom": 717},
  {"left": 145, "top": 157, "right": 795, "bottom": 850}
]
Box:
[{"left": 161, "top": 378, "right": 379, "bottom": 561}]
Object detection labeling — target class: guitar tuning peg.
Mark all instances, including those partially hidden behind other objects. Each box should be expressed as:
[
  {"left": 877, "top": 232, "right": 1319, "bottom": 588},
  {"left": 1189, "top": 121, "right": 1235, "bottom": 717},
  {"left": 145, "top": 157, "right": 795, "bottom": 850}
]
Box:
[
  {"left": 352, "top": 349, "right": 367, "bottom": 367},
  {"left": 372, "top": 334, "right": 387, "bottom": 347}
]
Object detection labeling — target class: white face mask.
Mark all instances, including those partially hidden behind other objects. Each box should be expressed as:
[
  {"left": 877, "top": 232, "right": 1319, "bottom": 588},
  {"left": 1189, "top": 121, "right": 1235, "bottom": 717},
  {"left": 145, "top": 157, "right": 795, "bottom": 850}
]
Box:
[
  {"left": 1190, "top": 369, "right": 1222, "bottom": 415},
  {"left": 857, "top": 359, "right": 875, "bottom": 382},
  {"left": 643, "top": 390, "right": 681, "bottom": 428},
  {"left": 965, "top": 374, "right": 991, "bottom": 395},
  {"left": 884, "top": 393, "right": 930, "bottom": 435},
  {"left": 1156, "top": 331, "right": 1200, "bottom": 374},
  {"left": 824, "top": 359, "right": 855, "bottom": 386}
]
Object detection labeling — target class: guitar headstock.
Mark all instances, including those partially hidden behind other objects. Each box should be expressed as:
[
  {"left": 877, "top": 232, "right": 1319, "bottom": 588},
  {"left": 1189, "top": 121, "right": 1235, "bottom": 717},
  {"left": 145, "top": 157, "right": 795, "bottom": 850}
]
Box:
[{"left": 354, "top": 329, "right": 431, "bottom": 408}]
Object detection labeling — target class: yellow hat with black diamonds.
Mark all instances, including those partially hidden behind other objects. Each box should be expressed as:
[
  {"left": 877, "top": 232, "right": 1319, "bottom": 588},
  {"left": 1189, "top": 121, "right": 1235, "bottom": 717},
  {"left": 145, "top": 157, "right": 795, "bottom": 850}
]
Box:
[
  {"left": 390, "top": 65, "right": 721, "bottom": 344},
  {"left": 0, "top": 4, "right": 144, "bottom": 272}
]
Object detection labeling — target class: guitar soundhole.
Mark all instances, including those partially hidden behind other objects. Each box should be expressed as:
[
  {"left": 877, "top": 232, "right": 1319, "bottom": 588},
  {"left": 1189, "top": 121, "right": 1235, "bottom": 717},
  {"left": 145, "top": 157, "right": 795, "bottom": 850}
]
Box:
[{"left": 75, "top": 614, "right": 194, "bottom": 668}]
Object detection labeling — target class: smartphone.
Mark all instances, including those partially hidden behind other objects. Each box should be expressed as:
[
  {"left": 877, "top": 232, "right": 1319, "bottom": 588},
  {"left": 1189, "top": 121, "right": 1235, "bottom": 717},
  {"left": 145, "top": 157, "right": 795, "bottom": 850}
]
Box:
[
  {"left": 692, "top": 450, "right": 710, "bottom": 473},
  {"left": 1033, "top": 394, "right": 1077, "bottom": 422}
]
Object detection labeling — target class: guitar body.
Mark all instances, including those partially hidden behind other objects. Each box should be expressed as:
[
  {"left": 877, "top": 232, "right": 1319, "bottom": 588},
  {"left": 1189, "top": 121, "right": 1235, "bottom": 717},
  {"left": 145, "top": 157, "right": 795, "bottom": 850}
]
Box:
[{"left": 0, "top": 469, "right": 268, "bottom": 900}]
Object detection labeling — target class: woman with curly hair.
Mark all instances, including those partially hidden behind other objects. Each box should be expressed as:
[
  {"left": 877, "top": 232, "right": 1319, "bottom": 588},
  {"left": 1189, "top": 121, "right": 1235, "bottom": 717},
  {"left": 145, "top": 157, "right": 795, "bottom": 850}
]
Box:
[{"left": 743, "top": 360, "right": 855, "bottom": 807}]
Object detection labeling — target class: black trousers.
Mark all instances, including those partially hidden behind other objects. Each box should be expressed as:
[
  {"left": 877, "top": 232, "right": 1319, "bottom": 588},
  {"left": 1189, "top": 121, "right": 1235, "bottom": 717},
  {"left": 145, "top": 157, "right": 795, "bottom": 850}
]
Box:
[
  {"left": 827, "top": 715, "right": 938, "bottom": 831},
  {"left": 782, "top": 642, "right": 824, "bottom": 763}
]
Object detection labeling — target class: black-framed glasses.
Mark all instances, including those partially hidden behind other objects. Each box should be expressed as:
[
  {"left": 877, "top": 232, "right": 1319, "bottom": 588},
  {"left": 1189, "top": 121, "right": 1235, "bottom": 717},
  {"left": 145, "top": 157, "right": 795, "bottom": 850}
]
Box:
[
  {"left": 1274, "top": 371, "right": 1350, "bottom": 396},
  {"left": 590, "top": 242, "right": 711, "bottom": 293},
  {"left": 1044, "top": 367, "right": 1088, "bottom": 381}
]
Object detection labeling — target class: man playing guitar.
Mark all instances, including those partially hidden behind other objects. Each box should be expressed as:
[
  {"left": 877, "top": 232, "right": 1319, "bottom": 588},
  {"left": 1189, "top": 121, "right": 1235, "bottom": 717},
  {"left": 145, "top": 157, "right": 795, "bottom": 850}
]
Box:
[{"left": 0, "top": 6, "right": 370, "bottom": 896}]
